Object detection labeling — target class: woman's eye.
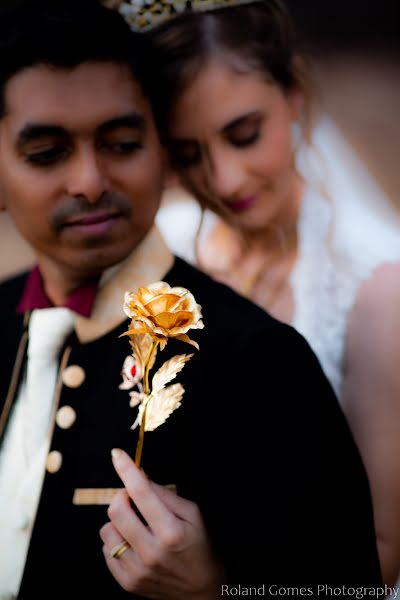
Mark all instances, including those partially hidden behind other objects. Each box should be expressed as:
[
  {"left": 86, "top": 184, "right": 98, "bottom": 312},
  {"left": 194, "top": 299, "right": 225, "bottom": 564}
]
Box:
[
  {"left": 25, "top": 146, "right": 68, "bottom": 166},
  {"left": 229, "top": 129, "right": 260, "bottom": 148}
]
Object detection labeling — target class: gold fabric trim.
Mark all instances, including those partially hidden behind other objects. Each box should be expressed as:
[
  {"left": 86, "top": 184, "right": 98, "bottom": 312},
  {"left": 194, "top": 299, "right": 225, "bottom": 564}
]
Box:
[{"left": 0, "top": 330, "right": 29, "bottom": 441}]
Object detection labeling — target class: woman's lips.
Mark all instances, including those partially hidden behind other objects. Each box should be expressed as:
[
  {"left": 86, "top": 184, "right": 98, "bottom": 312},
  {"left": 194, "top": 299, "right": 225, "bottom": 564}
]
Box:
[{"left": 224, "top": 195, "right": 257, "bottom": 213}]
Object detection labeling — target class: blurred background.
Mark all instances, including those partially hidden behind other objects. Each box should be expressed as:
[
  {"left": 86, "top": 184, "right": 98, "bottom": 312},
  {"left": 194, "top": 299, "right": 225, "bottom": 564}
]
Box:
[
  {"left": 1, "top": 0, "right": 399, "bottom": 279},
  {"left": 286, "top": 0, "right": 400, "bottom": 212}
]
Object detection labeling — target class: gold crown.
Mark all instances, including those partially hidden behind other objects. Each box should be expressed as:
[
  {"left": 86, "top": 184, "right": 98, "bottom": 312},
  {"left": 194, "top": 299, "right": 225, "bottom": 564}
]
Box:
[{"left": 116, "top": 0, "right": 258, "bottom": 31}]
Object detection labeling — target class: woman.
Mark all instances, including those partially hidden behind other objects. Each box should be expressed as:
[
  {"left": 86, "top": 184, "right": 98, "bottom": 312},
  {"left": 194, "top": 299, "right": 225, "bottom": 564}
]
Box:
[{"left": 133, "top": 0, "right": 400, "bottom": 584}]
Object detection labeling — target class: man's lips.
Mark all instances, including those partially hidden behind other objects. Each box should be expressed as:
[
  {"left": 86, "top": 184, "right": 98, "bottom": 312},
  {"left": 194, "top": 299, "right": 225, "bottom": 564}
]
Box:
[
  {"left": 62, "top": 210, "right": 122, "bottom": 227},
  {"left": 223, "top": 195, "right": 257, "bottom": 213},
  {"left": 61, "top": 211, "right": 123, "bottom": 236}
]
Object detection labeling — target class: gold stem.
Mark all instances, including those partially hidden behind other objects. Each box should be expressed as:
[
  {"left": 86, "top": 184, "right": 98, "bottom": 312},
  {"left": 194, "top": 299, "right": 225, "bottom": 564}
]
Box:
[{"left": 135, "top": 340, "right": 159, "bottom": 467}]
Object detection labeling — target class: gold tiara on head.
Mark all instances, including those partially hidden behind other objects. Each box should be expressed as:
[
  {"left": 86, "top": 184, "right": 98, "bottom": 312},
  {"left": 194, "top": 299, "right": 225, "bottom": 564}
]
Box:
[{"left": 113, "top": 0, "right": 259, "bottom": 31}]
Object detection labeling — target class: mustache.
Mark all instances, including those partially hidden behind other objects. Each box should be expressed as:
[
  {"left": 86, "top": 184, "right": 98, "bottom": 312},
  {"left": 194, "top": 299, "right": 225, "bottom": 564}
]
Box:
[{"left": 50, "top": 193, "right": 132, "bottom": 230}]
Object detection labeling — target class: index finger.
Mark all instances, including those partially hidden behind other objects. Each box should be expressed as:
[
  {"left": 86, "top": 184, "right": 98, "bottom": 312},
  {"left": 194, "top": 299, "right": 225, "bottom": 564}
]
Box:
[{"left": 111, "top": 448, "right": 177, "bottom": 538}]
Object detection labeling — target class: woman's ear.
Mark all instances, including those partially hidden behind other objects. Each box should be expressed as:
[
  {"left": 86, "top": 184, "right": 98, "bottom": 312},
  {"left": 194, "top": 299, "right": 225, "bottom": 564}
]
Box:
[
  {"left": 288, "top": 55, "right": 309, "bottom": 121},
  {"left": 287, "top": 82, "right": 305, "bottom": 123}
]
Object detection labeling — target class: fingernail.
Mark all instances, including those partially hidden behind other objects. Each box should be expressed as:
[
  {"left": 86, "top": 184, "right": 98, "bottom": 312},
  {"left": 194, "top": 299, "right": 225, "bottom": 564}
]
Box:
[{"left": 111, "top": 448, "right": 121, "bottom": 460}]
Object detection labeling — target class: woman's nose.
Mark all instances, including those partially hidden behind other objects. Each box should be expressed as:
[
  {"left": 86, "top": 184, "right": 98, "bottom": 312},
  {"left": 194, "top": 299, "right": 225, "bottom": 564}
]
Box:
[{"left": 206, "top": 151, "right": 246, "bottom": 201}]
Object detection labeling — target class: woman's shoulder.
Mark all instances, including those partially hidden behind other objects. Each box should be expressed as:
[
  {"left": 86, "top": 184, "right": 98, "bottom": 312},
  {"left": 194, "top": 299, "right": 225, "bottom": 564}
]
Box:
[{"left": 351, "top": 262, "right": 400, "bottom": 326}]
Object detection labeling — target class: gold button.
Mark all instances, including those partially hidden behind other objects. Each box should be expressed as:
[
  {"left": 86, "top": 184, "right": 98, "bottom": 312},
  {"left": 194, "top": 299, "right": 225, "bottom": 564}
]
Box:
[
  {"left": 62, "top": 365, "right": 85, "bottom": 388},
  {"left": 46, "top": 451, "right": 63, "bottom": 474},
  {"left": 56, "top": 405, "right": 76, "bottom": 429}
]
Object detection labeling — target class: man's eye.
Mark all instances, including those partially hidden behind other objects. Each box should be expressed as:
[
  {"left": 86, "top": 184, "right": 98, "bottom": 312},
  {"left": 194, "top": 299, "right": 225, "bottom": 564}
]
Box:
[
  {"left": 25, "top": 147, "right": 68, "bottom": 166},
  {"left": 101, "top": 141, "right": 143, "bottom": 154}
]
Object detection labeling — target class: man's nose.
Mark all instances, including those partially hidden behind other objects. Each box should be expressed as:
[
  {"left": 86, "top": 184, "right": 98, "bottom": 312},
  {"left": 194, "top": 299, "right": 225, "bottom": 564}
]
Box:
[{"left": 66, "top": 148, "right": 108, "bottom": 203}]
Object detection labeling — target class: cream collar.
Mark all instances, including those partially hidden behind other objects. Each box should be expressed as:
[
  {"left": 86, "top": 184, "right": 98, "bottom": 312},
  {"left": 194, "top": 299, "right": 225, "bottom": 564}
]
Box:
[{"left": 75, "top": 227, "right": 174, "bottom": 343}]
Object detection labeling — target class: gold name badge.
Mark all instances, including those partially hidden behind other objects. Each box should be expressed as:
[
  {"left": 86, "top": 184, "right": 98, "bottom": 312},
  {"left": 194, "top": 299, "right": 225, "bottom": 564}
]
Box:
[
  {"left": 73, "top": 488, "right": 121, "bottom": 505},
  {"left": 73, "top": 484, "right": 177, "bottom": 505}
]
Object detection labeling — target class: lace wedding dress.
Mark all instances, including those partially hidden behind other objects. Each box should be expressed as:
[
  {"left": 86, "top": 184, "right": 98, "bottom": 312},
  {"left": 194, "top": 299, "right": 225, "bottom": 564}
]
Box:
[{"left": 292, "top": 117, "right": 400, "bottom": 398}]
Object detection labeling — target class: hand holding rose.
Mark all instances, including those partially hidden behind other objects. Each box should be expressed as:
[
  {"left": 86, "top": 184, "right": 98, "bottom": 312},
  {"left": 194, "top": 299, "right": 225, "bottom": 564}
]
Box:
[{"left": 100, "top": 449, "right": 225, "bottom": 600}]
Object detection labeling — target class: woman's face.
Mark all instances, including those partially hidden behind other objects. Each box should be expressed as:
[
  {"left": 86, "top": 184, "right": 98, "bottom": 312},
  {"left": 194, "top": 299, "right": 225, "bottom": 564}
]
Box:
[{"left": 167, "top": 60, "right": 303, "bottom": 231}]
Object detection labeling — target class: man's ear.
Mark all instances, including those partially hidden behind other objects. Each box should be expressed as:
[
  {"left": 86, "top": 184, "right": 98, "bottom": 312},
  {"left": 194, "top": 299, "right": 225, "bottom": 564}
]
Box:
[
  {"left": 287, "top": 81, "right": 305, "bottom": 123},
  {"left": 0, "top": 136, "right": 6, "bottom": 211},
  {"left": 0, "top": 190, "right": 6, "bottom": 212},
  {"left": 164, "top": 170, "right": 180, "bottom": 190}
]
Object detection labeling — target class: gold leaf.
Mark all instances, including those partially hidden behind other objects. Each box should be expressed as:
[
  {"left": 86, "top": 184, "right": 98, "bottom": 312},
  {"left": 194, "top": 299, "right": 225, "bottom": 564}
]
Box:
[
  {"left": 129, "top": 334, "right": 157, "bottom": 370},
  {"left": 131, "top": 393, "right": 150, "bottom": 430},
  {"left": 141, "top": 384, "right": 185, "bottom": 431},
  {"left": 152, "top": 354, "right": 193, "bottom": 393}
]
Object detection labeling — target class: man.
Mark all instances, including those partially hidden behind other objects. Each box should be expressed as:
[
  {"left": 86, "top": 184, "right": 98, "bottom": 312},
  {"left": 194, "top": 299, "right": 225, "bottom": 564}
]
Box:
[{"left": 0, "top": 1, "right": 382, "bottom": 599}]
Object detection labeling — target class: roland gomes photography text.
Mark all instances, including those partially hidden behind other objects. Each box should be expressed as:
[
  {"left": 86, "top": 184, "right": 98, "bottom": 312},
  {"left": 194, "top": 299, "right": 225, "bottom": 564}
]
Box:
[{"left": 221, "top": 584, "right": 399, "bottom": 598}]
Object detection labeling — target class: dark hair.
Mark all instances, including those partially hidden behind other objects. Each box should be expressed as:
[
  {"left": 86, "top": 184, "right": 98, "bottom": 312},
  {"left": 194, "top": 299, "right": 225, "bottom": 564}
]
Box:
[
  {"left": 148, "top": 0, "right": 308, "bottom": 138},
  {"left": 0, "top": 0, "right": 152, "bottom": 117}
]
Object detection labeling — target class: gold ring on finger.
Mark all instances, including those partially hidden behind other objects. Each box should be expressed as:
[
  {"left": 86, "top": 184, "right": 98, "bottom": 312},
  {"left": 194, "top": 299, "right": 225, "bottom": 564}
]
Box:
[{"left": 109, "top": 540, "right": 130, "bottom": 560}]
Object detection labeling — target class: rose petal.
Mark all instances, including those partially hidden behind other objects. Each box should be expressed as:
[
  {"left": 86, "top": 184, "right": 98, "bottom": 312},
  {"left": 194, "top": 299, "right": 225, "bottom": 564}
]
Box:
[
  {"left": 154, "top": 310, "right": 194, "bottom": 330},
  {"left": 175, "top": 333, "right": 200, "bottom": 350},
  {"left": 145, "top": 294, "right": 182, "bottom": 315},
  {"left": 129, "top": 390, "right": 144, "bottom": 407},
  {"left": 147, "top": 281, "right": 171, "bottom": 294}
]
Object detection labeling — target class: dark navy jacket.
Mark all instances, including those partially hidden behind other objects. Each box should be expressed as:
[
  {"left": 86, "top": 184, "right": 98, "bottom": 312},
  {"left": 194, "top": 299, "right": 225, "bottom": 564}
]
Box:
[{"left": 0, "top": 258, "right": 382, "bottom": 598}]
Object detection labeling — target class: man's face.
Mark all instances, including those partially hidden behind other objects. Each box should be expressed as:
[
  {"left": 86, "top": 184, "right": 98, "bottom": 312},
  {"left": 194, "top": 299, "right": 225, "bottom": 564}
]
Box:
[{"left": 0, "top": 61, "right": 165, "bottom": 278}]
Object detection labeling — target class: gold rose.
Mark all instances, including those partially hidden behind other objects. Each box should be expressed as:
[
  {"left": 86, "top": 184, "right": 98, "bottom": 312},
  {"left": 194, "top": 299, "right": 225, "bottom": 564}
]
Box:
[{"left": 121, "top": 282, "right": 204, "bottom": 466}]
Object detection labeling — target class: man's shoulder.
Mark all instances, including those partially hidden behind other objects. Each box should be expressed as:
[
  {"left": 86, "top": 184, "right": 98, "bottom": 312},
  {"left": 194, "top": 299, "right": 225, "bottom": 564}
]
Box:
[
  {"left": 0, "top": 270, "right": 28, "bottom": 318},
  {"left": 166, "top": 257, "right": 286, "bottom": 336},
  {"left": 0, "top": 272, "right": 27, "bottom": 366},
  {"left": 0, "top": 269, "right": 28, "bottom": 296}
]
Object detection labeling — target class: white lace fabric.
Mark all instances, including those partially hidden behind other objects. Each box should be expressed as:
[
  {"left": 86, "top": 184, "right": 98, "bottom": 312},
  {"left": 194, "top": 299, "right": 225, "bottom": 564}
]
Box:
[{"left": 291, "top": 117, "right": 400, "bottom": 398}]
